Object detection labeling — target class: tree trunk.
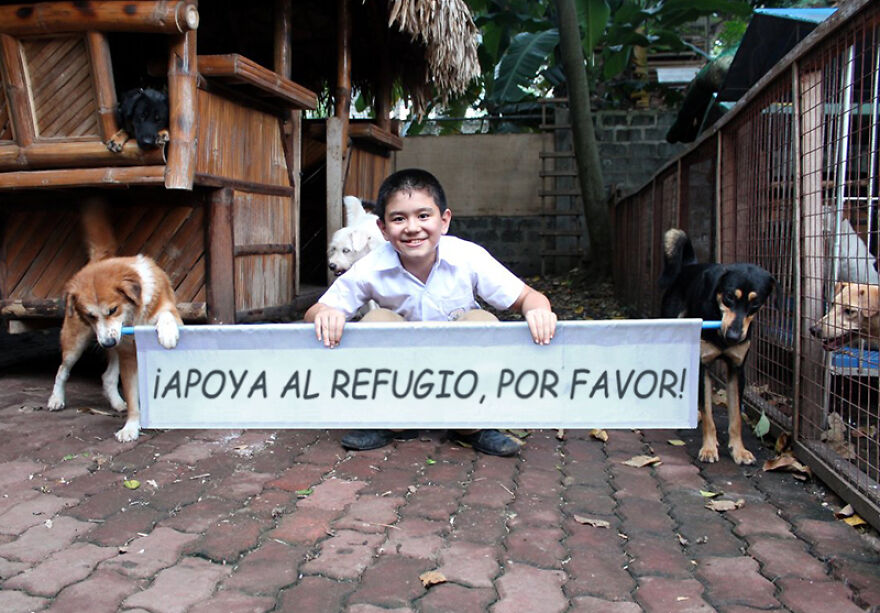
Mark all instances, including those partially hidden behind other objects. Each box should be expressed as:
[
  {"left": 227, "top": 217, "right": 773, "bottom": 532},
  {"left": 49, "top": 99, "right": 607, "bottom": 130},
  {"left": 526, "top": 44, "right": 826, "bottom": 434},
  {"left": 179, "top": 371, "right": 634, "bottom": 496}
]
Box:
[{"left": 554, "top": 0, "right": 611, "bottom": 278}]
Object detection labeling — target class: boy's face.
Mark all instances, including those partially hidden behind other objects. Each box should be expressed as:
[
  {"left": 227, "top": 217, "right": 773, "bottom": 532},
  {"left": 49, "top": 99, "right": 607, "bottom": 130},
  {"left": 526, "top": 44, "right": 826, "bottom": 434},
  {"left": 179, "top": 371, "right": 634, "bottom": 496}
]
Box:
[{"left": 378, "top": 189, "right": 451, "bottom": 271}]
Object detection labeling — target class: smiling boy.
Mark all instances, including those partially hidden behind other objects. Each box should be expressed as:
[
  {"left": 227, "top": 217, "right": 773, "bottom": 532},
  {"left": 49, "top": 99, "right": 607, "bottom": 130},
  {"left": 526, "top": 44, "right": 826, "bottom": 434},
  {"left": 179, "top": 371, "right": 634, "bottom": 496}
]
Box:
[{"left": 305, "top": 168, "right": 557, "bottom": 456}]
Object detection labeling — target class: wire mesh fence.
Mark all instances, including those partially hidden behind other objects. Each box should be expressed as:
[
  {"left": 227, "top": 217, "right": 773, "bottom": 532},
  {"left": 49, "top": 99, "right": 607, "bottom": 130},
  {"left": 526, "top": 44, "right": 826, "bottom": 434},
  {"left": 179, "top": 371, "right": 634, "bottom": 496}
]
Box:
[{"left": 612, "top": 0, "right": 880, "bottom": 527}]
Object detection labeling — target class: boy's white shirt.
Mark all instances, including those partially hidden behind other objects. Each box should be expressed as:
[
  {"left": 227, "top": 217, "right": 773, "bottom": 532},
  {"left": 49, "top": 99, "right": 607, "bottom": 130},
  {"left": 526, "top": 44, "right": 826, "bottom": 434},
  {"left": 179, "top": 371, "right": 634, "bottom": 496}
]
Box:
[{"left": 318, "top": 235, "right": 525, "bottom": 321}]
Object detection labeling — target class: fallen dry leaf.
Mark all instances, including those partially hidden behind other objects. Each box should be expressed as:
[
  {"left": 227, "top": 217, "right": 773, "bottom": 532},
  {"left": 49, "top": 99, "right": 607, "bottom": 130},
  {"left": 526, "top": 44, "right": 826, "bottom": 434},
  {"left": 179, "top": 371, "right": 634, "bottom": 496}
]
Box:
[
  {"left": 676, "top": 533, "right": 689, "bottom": 546},
  {"left": 77, "top": 406, "right": 118, "bottom": 417},
  {"left": 573, "top": 515, "right": 610, "bottom": 528},
  {"left": 705, "top": 498, "right": 744, "bottom": 512},
  {"left": 711, "top": 388, "right": 727, "bottom": 406},
  {"left": 419, "top": 570, "right": 447, "bottom": 588},
  {"left": 590, "top": 429, "right": 608, "bottom": 442},
  {"left": 774, "top": 432, "right": 791, "bottom": 454},
  {"left": 667, "top": 439, "right": 686, "bottom": 446},
  {"left": 699, "top": 490, "right": 721, "bottom": 498},
  {"left": 556, "top": 429, "right": 565, "bottom": 440},
  {"left": 622, "top": 455, "right": 661, "bottom": 468},
  {"left": 763, "top": 454, "right": 811, "bottom": 477},
  {"left": 843, "top": 515, "right": 867, "bottom": 527}
]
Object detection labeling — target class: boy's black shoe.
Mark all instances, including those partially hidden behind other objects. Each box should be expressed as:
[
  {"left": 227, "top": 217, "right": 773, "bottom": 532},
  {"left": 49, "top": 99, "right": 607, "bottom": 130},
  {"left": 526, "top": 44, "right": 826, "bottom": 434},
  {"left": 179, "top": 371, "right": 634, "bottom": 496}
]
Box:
[
  {"left": 450, "top": 429, "right": 521, "bottom": 457},
  {"left": 341, "top": 429, "right": 418, "bottom": 451}
]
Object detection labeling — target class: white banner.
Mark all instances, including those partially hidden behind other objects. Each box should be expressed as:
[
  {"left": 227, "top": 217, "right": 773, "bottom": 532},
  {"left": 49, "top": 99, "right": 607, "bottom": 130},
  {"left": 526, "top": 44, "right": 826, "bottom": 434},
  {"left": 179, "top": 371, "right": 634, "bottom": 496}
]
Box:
[{"left": 135, "top": 319, "right": 701, "bottom": 429}]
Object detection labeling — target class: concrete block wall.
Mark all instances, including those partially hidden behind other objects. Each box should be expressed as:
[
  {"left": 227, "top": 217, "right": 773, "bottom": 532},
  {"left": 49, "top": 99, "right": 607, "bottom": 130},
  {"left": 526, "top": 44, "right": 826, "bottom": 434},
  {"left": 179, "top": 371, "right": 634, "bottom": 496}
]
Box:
[
  {"left": 595, "top": 111, "right": 685, "bottom": 195},
  {"left": 399, "top": 110, "right": 685, "bottom": 276}
]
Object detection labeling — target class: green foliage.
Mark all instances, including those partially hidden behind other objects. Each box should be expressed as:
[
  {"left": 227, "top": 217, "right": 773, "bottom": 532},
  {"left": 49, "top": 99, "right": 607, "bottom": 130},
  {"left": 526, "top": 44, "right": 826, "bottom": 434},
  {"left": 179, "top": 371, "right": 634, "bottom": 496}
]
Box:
[
  {"left": 490, "top": 29, "right": 560, "bottom": 104},
  {"left": 433, "top": 0, "right": 756, "bottom": 133}
]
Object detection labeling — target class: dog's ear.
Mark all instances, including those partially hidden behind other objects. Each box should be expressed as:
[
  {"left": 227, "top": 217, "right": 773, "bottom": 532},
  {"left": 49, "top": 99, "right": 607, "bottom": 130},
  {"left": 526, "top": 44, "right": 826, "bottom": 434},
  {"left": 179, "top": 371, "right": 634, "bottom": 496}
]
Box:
[
  {"left": 833, "top": 281, "right": 846, "bottom": 297},
  {"left": 118, "top": 89, "right": 141, "bottom": 121},
  {"left": 118, "top": 273, "right": 142, "bottom": 305},
  {"left": 701, "top": 266, "right": 728, "bottom": 301},
  {"left": 350, "top": 230, "right": 369, "bottom": 252},
  {"left": 766, "top": 273, "right": 781, "bottom": 312},
  {"left": 859, "top": 285, "right": 880, "bottom": 318},
  {"left": 64, "top": 291, "right": 77, "bottom": 318}
]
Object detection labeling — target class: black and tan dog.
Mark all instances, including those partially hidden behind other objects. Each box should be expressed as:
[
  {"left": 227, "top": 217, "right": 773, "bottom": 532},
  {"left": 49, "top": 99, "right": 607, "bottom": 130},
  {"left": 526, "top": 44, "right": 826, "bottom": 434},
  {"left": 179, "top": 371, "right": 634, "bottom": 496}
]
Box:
[
  {"left": 106, "top": 87, "right": 169, "bottom": 152},
  {"left": 659, "top": 228, "right": 775, "bottom": 464}
]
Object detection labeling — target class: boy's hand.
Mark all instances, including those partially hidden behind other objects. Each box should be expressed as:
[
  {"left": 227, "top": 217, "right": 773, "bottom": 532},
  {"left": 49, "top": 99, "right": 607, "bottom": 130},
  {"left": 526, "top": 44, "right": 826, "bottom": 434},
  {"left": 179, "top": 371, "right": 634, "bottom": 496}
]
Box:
[
  {"left": 525, "top": 308, "right": 557, "bottom": 345},
  {"left": 310, "top": 306, "right": 347, "bottom": 348}
]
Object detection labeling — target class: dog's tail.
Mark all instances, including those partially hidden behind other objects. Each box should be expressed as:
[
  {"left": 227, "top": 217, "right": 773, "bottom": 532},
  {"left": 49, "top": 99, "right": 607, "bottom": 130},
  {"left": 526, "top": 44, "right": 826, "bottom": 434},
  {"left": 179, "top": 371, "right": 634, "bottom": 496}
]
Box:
[
  {"left": 343, "top": 195, "right": 368, "bottom": 225},
  {"left": 659, "top": 228, "right": 696, "bottom": 289},
  {"left": 80, "top": 197, "right": 117, "bottom": 262}
]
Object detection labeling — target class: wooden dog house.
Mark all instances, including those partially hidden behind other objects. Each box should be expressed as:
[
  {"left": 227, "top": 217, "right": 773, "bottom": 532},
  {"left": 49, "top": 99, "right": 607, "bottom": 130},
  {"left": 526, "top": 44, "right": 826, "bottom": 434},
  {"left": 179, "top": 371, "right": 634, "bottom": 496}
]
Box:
[{"left": 0, "top": 0, "right": 479, "bottom": 328}]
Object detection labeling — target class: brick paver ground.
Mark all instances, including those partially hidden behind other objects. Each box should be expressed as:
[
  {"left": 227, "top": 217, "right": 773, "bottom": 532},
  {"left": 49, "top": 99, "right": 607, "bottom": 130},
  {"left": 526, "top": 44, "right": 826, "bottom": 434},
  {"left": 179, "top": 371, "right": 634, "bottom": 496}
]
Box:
[{"left": 1, "top": 360, "right": 878, "bottom": 612}]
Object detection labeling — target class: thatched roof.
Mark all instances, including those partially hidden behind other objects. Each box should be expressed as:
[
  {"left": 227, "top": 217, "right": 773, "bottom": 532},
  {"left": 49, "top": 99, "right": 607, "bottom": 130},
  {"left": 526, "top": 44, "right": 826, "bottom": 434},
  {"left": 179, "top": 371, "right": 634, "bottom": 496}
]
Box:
[
  {"left": 386, "top": 0, "right": 481, "bottom": 112},
  {"left": 196, "top": 0, "right": 480, "bottom": 117}
]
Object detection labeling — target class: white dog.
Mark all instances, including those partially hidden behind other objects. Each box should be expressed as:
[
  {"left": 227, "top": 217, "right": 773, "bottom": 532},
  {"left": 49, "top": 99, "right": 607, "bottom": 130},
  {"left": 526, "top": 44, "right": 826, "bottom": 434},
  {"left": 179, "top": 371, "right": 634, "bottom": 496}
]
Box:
[{"left": 328, "top": 195, "right": 386, "bottom": 277}]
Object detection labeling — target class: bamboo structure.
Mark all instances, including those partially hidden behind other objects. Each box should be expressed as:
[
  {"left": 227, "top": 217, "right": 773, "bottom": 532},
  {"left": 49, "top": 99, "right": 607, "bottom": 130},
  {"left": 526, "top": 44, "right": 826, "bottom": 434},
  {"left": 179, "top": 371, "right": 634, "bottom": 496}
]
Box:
[{"left": 0, "top": 0, "right": 480, "bottom": 326}]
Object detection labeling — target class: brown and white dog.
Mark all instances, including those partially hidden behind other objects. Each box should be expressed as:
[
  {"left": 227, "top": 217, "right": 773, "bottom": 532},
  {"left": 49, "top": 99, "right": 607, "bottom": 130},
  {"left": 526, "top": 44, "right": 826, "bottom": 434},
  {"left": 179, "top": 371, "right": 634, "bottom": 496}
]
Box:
[
  {"left": 47, "top": 201, "right": 182, "bottom": 442},
  {"left": 810, "top": 282, "right": 880, "bottom": 350}
]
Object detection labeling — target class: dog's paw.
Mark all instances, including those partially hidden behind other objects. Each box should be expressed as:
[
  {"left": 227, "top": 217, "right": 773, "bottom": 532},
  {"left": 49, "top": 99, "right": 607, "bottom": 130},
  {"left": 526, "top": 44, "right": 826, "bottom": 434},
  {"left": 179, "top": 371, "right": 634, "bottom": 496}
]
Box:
[
  {"left": 108, "top": 397, "right": 128, "bottom": 413},
  {"left": 156, "top": 129, "right": 170, "bottom": 145},
  {"left": 698, "top": 445, "right": 720, "bottom": 463},
  {"left": 47, "top": 394, "right": 65, "bottom": 411},
  {"left": 106, "top": 130, "right": 127, "bottom": 153},
  {"left": 156, "top": 314, "right": 179, "bottom": 349},
  {"left": 115, "top": 421, "right": 140, "bottom": 442},
  {"left": 730, "top": 445, "right": 756, "bottom": 465}
]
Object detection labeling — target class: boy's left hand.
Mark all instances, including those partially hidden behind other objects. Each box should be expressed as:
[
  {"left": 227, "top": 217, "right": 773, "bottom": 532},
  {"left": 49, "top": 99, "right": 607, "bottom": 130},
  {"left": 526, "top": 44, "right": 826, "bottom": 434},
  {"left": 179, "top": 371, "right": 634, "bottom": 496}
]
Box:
[{"left": 525, "top": 308, "right": 557, "bottom": 345}]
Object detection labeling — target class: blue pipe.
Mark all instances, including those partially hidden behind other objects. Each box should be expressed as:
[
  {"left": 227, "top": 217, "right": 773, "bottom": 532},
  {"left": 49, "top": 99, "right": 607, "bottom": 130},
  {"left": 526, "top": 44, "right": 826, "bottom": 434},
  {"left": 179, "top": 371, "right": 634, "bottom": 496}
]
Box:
[{"left": 121, "top": 320, "right": 725, "bottom": 336}]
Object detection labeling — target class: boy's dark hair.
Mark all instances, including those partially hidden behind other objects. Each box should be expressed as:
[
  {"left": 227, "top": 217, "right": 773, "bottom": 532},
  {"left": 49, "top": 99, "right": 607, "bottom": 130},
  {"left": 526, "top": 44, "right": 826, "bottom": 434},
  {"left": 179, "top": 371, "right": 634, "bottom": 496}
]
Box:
[{"left": 375, "top": 168, "right": 447, "bottom": 219}]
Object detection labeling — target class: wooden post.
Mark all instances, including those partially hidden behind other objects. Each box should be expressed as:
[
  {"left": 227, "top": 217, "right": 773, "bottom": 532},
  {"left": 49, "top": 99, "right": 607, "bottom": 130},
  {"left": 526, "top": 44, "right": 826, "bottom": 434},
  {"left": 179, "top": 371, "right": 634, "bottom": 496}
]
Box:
[
  {"left": 86, "top": 31, "right": 119, "bottom": 142},
  {"left": 799, "top": 66, "right": 826, "bottom": 439},
  {"left": 335, "top": 0, "right": 352, "bottom": 142},
  {"left": 376, "top": 18, "right": 391, "bottom": 132},
  {"left": 0, "top": 34, "right": 35, "bottom": 148},
  {"left": 326, "top": 117, "right": 344, "bottom": 286},
  {"left": 275, "top": 0, "right": 302, "bottom": 296},
  {"left": 0, "top": 2, "right": 199, "bottom": 35},
  {"left": 207, "top": 187, "right": 235, "bottom": 324},
  {"left": 165, "top": 30, "right": 198, "bottom": 190}
]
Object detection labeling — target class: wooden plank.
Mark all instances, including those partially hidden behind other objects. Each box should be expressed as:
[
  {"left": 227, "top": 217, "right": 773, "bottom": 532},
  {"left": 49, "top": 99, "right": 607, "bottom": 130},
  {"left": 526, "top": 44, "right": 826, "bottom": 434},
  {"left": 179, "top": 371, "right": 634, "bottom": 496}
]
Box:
[
  {"left": 6, "top": 210, "right": 52, "bottom": 292},
  {"left": 0, "top": 140, "right": 164, "bottom": 171},
  {"left": 9, "top": 213, "right": 75, "bottom": 299},
  {"left": 349, "top": 123, "right": 403, "bottom": 151},
  {"left": 234, "top": 244, "right": 295, "bottom": 256},
  {"left": 207, "top": 187, "right": 235, "bottom": 324},
  {"left": 29, "top": 215, "right": 87, "bottom": 298},
  {"left": 119, "top": 205, "right": 167, "bottom": 256},
  {"left": 193, "top": 172, "right": 294, "bottom": 197},
  {"left": 157, "top": 205, "right": 205, "bottom": 289},
  {"left": 140, "top": 206, "right": 191, "bottom": 261},
  {"left": 0, "top": 165, "right": 165, "bottom": 189},
  {"left": 175, "top": 252, "right": 206, "bottom": 304},
  {"left": 197, "top": 54, "right": 317, "bottom": 111}
]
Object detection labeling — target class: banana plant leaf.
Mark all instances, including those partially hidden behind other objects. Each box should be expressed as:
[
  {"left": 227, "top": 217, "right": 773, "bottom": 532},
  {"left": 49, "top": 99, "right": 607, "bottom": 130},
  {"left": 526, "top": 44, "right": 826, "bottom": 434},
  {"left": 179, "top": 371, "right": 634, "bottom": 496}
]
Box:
[{"left": 489, "top": 29, "right": 560, "bottom": 104}]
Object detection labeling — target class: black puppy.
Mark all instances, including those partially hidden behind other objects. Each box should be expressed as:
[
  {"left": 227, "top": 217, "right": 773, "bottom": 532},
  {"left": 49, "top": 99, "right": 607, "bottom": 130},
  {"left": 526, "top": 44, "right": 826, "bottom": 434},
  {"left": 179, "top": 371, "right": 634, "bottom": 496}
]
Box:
[
  {"left": 659, "top": 228, "right": 775, "bottom": 465},
  {"left": 106, "top": 88, "right": 169, "bottom": 152}
]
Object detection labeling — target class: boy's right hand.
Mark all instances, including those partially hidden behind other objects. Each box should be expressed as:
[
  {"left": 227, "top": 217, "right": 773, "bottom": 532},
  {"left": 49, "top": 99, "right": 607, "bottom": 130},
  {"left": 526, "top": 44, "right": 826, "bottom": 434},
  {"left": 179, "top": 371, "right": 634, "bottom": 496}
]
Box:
[{"left": 309, "top": 305, "right": 347, "bottom": 348}]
